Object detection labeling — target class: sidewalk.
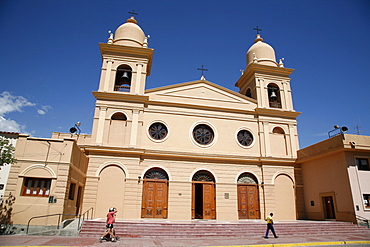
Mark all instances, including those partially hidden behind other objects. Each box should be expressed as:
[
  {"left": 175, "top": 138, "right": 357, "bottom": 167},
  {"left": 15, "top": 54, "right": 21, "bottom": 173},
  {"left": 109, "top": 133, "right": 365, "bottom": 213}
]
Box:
[{"left": 0, "top": 232, "right": 369, "bottom": 247}]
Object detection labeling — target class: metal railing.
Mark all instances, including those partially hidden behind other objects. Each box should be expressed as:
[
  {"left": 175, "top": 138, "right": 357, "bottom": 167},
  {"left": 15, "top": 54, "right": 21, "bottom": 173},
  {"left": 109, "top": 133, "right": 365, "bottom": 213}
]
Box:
[
  {"left": 26, "top": 207, "right": 94, "bottom": 234},
  {"left": 356, "top": 215, "right": 369, "bottom": 228},
  {"left": 78, "top": 207, "right": 94, "bottom": 231}
]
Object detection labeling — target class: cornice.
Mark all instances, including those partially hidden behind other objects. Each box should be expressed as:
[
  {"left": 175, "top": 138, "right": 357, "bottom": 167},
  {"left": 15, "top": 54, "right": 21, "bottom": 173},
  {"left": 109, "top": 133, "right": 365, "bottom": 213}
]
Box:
[
  {"left": 99, "top": 43, "right": 154, "bottom": 75},
  {"left": 235, "top": 64, "right": 294, "bottom": 87},
  {"left": 81, "top": 145, "right": 296, "bottom": 165},
  {"left": 92, "top": 91, "right": 149, "bottom": 103},
  {"left": 255, "top": 107, "right": 301, "bottom": 118}
]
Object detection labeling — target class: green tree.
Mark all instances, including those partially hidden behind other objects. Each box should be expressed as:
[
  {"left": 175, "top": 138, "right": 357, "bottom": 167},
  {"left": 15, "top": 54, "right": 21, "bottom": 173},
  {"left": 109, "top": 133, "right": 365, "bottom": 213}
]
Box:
[
  {"left": 0, "top": 136, "right": 17, "bottom": 167},
  {"left": 0, "top": 193, "right": 16, "bottom": 234}
]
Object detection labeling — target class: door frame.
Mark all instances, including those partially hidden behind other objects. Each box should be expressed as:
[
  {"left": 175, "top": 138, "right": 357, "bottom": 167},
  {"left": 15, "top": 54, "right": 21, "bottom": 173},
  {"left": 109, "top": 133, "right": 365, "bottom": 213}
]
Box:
[
  {"left": 237, "top": 184, "right": 260, "bottom": 219},
  {"left": 320, "top": 192, "right": 336, "bottom": 220},
  {"left": 191, "top": 181, "right": 216, "bottom": 219}
]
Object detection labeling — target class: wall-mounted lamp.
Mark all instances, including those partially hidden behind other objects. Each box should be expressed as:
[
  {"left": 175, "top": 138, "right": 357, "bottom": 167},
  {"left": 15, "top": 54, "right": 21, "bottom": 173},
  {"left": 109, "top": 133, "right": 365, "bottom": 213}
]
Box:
[{"left": 138, "top": 176, "right": 141, "bottom": 184}]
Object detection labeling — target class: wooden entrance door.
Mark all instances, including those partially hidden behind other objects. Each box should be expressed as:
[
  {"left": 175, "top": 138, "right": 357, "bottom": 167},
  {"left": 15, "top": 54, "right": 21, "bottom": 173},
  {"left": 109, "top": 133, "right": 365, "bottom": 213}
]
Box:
[
  {"left": 323, "top": 196, "right": 335, "bottom": 219},
  {"left": 238, "top": 184, "right": 260, "bottom": 219},
  {"left": 141, "top": 180, "right": 168, "bottom": 218},
  {"left": 192, "top": 182, "right": 216, "bottom": 219}
]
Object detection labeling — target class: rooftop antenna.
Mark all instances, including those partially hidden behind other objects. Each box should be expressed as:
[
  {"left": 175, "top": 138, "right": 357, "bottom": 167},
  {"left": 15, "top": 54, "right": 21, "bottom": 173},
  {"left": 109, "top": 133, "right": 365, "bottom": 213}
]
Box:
[{"left": 354, "top": 123, "right": 364, "bottom": 135}]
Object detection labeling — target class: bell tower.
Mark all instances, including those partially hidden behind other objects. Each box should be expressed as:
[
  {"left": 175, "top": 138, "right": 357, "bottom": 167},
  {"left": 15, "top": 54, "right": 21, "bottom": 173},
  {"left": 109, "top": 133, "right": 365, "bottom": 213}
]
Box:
[
  {"left": 235, "top": 32, "right": 300, "bottom": 158},
  {"left": 91, "top": 15, "right": 153, "bottom": 146},
  {"left": 235, "top": 34, "right": 294, "bottom": 111},
  {"left": 97, "top": 16, "right": 153, "bottom": 94}
]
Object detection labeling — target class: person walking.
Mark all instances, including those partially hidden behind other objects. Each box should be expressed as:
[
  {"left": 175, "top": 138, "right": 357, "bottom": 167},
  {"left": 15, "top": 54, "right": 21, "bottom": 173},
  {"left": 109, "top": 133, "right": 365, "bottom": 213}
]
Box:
[
  {"left": 264, "top": 212, "right": 278, "bottom": 238},
  {"left": 100, "top": 207, "right": 117, "bottom": 242}
]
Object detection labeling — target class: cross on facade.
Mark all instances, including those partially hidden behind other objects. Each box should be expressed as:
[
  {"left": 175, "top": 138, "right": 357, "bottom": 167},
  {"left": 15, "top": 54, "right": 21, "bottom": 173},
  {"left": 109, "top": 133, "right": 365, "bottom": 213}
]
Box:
[
  {"left": 197, "top": 65, "right": 208, "bottom": 77},
  {"left": 253, "top": 26, "right": 262, "bottom": 34},
  {"left": 128, "top": 10, "right": 138, "bottom": 16}
]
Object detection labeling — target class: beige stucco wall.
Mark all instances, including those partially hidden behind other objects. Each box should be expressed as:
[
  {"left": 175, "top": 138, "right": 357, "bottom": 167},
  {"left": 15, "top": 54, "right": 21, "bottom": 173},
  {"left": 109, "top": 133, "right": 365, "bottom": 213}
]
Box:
[
  {"left": 297, "top": 134, "right": 370, "bottom": 223},
  {"left": 80, "top": 152, "right": 296, "bottom": 221},
  {"left": 5, "top": 135, "right": 88, "bottom": 225}
]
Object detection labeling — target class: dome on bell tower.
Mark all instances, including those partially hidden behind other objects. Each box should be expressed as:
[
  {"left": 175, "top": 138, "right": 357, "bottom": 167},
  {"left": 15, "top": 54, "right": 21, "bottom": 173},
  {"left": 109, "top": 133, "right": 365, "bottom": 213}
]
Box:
[
  {"left": 246, "top": 34, "right": 277, "bottom": 67},
  {"left": 113, "top": 16, "right": 145, "bottom": 47}
]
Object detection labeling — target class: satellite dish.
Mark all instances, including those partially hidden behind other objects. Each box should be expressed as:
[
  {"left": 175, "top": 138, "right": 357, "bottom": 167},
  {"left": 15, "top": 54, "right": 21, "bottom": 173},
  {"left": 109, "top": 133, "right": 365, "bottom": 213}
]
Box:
[
  {"left": 70, "top": 127, "right": 77, "bottom": 134},
  {"left": 341, "top": 126, "right": 348, "bottom": 133}
]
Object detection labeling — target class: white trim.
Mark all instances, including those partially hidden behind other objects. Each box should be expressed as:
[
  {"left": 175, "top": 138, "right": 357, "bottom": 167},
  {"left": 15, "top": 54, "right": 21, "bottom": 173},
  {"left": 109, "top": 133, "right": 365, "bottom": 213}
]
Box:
[
  {"left": 190, "top": 121, "right": 217, "bottom": 148},
  {"left": 146, "top": 120, "right": 170, "bottom": 143},
  {"left": 96, "top": 161, "right": 129, "bottom": 178},
  {"left": 235, "top": 127, "right": 255, "bottom": 149},
  {"left": 189, "top": 168, "right": 217, "bottom": 183},
  {"left": 19, "top": 164, "right": 57, "bottom": 178}
]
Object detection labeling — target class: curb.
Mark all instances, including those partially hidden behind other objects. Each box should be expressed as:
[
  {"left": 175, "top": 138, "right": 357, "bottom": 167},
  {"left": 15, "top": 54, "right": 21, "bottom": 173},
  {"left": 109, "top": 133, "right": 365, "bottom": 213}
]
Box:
[{"left": 208, "top": 240, "right": 370, "bottom": 247}]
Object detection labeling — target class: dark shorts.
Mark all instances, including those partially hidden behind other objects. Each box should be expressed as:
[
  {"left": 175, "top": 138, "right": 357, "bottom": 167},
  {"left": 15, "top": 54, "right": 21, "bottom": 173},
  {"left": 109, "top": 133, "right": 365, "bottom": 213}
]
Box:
[{"left": 106, "top": 224, "right": 114, "bottom": 229}]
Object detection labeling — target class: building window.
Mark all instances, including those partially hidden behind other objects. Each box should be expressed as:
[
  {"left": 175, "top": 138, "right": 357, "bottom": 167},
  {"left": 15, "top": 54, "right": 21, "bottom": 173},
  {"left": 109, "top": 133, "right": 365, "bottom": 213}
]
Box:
[
  {"left": 193, "top": 124, "right": 214, "bottom": 145},
  {"left": 149, "top": 122, "right": 168, "bottom": 140},
  {"left": 356, "top": 158, "right": 369, "bottom": 171},
  {"left": 22, "top": 177, "right": 51, "bottom": 197},
  {"left": 364, "top": 194, "right": 370, "bottom": 208},
  {"left": 68, "top": 183, "right": 76, "bottom": 200},
  {"left": 111, "top": 112, "right": 127, "bottom": 121},
  {"left": 237, "top": 130, "right": 253, "bottom": 146}
]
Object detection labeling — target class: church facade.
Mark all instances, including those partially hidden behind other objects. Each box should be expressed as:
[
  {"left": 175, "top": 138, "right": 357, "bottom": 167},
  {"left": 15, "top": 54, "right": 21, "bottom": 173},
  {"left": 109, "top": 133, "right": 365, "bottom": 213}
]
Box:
[{"left": 5, "top": 16, "right": 303, "bottom": 225}]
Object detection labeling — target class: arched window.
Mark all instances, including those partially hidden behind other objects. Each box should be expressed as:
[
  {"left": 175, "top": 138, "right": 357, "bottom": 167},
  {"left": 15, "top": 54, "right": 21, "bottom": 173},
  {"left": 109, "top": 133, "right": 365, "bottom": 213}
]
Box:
[
  {"left": 111, "top": 112, "right": 127, "bottom": 121},
  {"left": 144, "top": 168, "right": 169, "bottom": 180},
  {"left": 273, "top": 127, "right": 285, "bottom": 134},
  {"left": 237, "top": 173, "right": 258, "bottom": 184},
  {"left": 114, "top": 65, "right": 132, "bottom": 92},
  {"left": 267, "top": 83, "right": 282, "bottom": 108},
  {"left": 192, "top": 170, "right": 215, "bottom": 182}
]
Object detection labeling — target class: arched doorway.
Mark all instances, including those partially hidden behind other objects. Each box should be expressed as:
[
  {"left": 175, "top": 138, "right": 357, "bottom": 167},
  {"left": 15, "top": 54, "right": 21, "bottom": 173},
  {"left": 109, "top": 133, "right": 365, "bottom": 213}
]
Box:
[
  {"left": 192, "top": 171, "right": 216, "bottom": 219},
  {"left": 237, "top": 173, "right": 260, "bottom": 219},
  {"left": 141, "top": 168, "right": 169, "bottom": 218}
]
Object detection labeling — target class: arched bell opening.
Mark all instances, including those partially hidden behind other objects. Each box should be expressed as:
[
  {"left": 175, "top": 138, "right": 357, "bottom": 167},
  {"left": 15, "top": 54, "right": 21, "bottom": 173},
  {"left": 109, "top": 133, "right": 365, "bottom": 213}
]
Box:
[
  {"left": 245, "top": 88, "right": 252, "bottom": 98},
  {"left": 192, "top": 170, "right": 216, "bottom": 219},
  {"left": 114, "top": 65, "right": 132, "bottom": 92},
  {"left": 267, "top": 83, "right": 282, "bottom": 108},
  {"left": 141, "top": 168, "right": 169, "bottom": 218},
  {"left": 237, "top": 173, "right": 260, "bottom": 219}
]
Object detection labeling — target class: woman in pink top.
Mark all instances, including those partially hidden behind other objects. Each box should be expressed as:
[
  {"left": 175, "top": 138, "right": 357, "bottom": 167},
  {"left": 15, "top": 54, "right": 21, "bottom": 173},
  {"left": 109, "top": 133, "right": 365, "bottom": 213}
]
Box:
[{"left": 100, "top": 207, "right": 117, "bottom": 242}]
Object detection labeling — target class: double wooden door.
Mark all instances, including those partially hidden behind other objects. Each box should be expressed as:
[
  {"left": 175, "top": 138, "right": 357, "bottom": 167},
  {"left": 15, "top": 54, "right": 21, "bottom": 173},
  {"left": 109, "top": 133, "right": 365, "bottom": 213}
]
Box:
[
  {"left": 141, "top": 180, "right": 168, "bottom": 218},
  {"left": 238, "top": 184, "right": 260, "bottom": 219}
]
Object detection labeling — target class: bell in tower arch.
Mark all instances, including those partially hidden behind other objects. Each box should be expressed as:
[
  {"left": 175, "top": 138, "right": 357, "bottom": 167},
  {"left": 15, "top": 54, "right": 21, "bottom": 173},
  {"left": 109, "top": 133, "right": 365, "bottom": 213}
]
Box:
[{"left": 115, "top": 65, "right": 132, "bottom": 92}]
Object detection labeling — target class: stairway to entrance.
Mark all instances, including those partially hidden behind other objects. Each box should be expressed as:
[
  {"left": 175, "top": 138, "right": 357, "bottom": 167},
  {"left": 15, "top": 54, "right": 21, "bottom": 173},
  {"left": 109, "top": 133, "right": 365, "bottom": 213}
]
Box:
[{"left": 79, "top": 220, "right": 370, "bottom": 238}]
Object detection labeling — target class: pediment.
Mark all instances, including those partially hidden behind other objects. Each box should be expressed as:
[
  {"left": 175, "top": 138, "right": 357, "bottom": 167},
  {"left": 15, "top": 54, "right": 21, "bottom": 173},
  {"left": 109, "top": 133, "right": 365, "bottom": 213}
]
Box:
[{"left": 146, "top": 80, "right": 256, "bottom": 106}]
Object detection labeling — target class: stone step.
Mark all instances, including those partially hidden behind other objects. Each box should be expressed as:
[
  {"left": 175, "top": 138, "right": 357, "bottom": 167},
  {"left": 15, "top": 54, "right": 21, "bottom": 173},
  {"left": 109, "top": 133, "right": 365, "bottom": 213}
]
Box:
[{"left": 79, "top": 220, "right": 370, "bottom": 238}]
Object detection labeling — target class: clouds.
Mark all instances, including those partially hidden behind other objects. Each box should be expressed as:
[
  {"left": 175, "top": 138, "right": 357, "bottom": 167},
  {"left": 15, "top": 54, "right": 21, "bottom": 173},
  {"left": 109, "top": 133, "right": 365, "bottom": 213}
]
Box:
[
  {"left": 0, "top": 91, "right": 51, "bottom": 133},
  {"left": 37, "top": 105, "right": 52, "bottom": 115}
]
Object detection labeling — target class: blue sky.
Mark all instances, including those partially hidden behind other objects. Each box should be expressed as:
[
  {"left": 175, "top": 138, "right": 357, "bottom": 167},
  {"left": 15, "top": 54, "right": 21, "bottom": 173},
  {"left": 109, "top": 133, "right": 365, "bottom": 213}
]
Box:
[{"left": 0, "top": 0, "right": 369, "bottom": 148}]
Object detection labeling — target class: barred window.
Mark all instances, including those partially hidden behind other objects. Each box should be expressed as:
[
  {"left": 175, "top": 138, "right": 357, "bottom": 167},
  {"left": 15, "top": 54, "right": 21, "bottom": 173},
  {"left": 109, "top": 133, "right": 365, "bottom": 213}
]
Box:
[{"left": 22, "top": 177, "right": 51, "bottom": 197}]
